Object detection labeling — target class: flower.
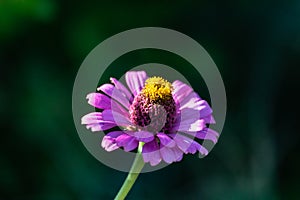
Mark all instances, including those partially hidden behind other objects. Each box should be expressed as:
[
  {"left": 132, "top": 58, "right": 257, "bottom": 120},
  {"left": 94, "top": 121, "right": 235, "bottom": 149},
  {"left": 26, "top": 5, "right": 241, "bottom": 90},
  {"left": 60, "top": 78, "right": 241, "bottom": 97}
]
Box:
[{"left": 81, "top": 71, "right": 219, "bottom": 166}]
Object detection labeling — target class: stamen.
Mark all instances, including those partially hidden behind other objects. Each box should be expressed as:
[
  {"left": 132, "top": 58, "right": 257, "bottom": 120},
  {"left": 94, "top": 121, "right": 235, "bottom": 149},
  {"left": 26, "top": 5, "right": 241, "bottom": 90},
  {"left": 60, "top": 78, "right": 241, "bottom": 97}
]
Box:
[{"left": 141, "top": 77, "right": 173, "bottom": 102}]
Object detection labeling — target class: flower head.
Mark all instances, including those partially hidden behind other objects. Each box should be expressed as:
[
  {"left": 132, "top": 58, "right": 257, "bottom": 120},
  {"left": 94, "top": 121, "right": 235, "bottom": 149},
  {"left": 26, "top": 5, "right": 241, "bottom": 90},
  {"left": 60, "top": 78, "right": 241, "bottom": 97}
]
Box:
[{"left": 82, "top": 71, "right": 219, "bottom": 166}]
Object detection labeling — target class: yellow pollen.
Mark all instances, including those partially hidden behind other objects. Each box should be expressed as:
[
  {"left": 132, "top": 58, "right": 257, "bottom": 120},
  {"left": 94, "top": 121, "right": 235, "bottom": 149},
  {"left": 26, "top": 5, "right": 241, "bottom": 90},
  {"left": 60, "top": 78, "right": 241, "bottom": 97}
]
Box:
[{"left": 141, "top": 76, "right": 173, "bottom": 101}]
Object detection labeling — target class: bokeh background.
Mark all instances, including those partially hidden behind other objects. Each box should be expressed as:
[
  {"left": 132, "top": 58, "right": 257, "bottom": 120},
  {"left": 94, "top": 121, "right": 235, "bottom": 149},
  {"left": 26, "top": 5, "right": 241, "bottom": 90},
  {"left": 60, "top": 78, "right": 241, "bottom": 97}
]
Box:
[{"left": 1, "top": 0, "right": 300, "bottom": 199}]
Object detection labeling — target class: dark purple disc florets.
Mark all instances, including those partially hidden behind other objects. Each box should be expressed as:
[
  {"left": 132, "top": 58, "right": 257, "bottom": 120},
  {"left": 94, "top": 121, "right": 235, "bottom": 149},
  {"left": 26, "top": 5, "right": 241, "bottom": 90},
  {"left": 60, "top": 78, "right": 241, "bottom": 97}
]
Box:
[
  {"left": 128, "top": 76, "right": 178, "bottom": 134},
  {"left": 129, "top": 93, "right": 177, "bottom": 133}
]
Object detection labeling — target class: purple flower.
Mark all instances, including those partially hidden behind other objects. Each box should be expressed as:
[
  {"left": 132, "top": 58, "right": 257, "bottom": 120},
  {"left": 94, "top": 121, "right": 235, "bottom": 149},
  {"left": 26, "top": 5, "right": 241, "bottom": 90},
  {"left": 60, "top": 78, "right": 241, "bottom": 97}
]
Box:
[{"left": 81, "top": 71, "right": 219, "bottom": 166}]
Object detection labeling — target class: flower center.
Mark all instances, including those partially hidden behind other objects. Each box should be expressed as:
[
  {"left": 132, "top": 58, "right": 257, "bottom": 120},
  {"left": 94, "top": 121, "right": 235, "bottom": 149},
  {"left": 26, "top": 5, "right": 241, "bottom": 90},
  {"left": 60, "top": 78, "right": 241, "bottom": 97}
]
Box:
[
  {"left": 141, "top": 76, "right": 173, "bottom": 101},
  {"left": 129, "top": 77, "right": 177, "bottom": 133}
]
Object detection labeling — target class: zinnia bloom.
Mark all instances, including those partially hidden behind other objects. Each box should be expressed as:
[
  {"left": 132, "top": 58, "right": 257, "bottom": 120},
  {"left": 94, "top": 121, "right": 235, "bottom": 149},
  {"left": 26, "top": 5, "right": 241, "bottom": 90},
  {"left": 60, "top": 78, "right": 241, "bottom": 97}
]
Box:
[{"left": 82, "top": 71, "right": 219, "bottom": 166}]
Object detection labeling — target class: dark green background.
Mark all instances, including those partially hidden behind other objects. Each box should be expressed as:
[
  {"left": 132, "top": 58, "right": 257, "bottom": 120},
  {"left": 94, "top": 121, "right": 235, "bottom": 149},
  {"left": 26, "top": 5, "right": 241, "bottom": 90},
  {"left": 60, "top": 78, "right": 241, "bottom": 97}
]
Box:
[{"left": 1, "top": 1, "right": 299, "bottom": 199}]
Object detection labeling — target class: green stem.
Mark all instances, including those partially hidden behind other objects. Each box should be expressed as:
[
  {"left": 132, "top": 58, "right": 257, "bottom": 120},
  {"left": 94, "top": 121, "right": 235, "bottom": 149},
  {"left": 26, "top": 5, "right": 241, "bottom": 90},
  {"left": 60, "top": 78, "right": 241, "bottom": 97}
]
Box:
[{"left": 114, "top": 142, "right": 145, "bottom": 200}]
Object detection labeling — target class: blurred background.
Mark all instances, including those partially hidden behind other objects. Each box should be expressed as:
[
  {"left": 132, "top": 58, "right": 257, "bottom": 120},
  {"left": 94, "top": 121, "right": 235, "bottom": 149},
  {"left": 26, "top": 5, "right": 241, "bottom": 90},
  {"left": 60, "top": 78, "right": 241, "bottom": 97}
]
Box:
[{"left": 1, "top": 0, "right": 300, "bottom": 199}]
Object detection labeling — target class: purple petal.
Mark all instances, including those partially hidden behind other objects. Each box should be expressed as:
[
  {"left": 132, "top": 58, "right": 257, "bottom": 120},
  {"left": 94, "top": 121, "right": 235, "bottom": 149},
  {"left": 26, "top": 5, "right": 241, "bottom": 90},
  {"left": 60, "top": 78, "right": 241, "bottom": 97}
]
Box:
[
  {"left": 172, "top": 80, "right": 194, "bottom": 103},
  {"left": 180, "top": 99, "right": 213, "bottom": 119},
  {"left": 172, "top": 134, "right": 195, "bottom": 153},
  {"left": 110, "top": 99, "right": 130, "bottom": 117},
  {"left": 176, "top": 102, "right": 214, "bottom": 129},
  {"left": 132, "top": 131, "right": 154, "bottom": 143},
  {"left": 160, "top": 146, "right": 183, "bottom": 164},
  {"left": 86, "top": 93, "right": 111, "bottom": 109},
  {"left": 102, "top": 110, "right": 131, "bottom": 126},
  {"left": 86, "top": 122, "right": 116, "bottom": 132},
  {"left": 178, "top": 108, "right": 201, "bottom": 125},
  {"left": 97, "top": 84, "right": 130, "bottom": 109},
  {"left": 86, "top": 92, "right": 129, "bottom": 117},
  {"left": 202, "top": 115, "right": 216, "bottom": 124},
  {"left": 101, "top": 131, "right": 124, "bottom": 151},
  {"left": 157, "top": 133, "right": 176, "bottom": 147},
  {"left": 172, "top": 134, "right": 208, "bottom": 155},
  {"left": 177, "top": 118, "right": 206, "bottom": 132},
  {"left": 125, "top": 71, "right": 147, "bottom": 95},
  {"left": 81, "top": 112, "right": 117, "bottom": 131},
  {"left": 183, "top": 128, "right": 219, "bottom": 144},
  {"left": 196, "top": 128, "right": 219, "bottom": 143},
  {"left": 81, "top": 112, "right": 102, "bottom": 124},
  {"left": 197, "top": 145, "right": 208, "bottom": 156},
  {"left": 197, "top": 100, "right": 213, "bottom": 118},
  {"left": 142, "top": 140, "right": 162, "bottom": 166},
  {"left": 110, "top": 77, "right": 132, "bottom": 100},
  {"left": 115, "top": 134, "right": 138, "bottom": 152},
  {"left": 177, "top": 90, "right": 201, "bottom": 107}
]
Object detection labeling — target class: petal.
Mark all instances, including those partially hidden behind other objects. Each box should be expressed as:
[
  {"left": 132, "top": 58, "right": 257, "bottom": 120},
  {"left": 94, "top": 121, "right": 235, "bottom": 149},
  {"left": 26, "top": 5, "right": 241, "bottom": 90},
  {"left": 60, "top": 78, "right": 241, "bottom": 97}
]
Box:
[
  {"left": 125, "top": 71, "right": 147, "bottom": 95},
  {"left": 178, "top": 108, "right": 201, "bottom": 125},
  {"left": 86, "top": 92, "right": 129, "bottom": 116},
  {"left": 172, "top": 80, "right": 194, "bottom": 103},
  {"left": 182, "top": 128, "right": 219, "bottom": 144},
  {"left": 142, "top": 140, "right": 162, "bottom": 166},
  {"left": 101, "top": 131, "right": 124, "bottom": 151},
  {"left": 172, "top": 134, "right": 195, "bottom": 153},
  {"left": 160, "top": 146, "right": 183, "bottom": 164},
  {"left": 197, "top": 145, "right": 208, "bottom": 156},
  {"left": 132, "top": 131, "right": 154, "bottom": 143},
  {"left": 86, "top": 122, "right": 116, "bottom": 132},
  {"left": 110, "top": 77, "right": 132, "bottom": 100},
  {"left": 110, "top": 99, "right": 130, "bottom": 117},
  {"left": 86, "top": 93, "right": 111, "bottom": 109},
  {"left": 101, "top": 110, "right": 131, "bottom": 126},
  {"left": 115, "top": 134, "right": 138, "bottom": 152},
  {"left": 197, "top": 100, "right": 213, "bottom": 118},
  {"left": 82, "top": 112, "right": 118, "bottom": 131},
  {"left": 180, "top": 99, "right": 213, "bottom": 119},
  {"left": 81, "top": 112, "right": 102, "bottom": 124},
  {"left": 176, "top": 101, "right": 214, "bottom": 129},
  {"left": 202, "top": 115, "right": 216, "bottom": 124},
  {"left": 157, "top": 133, "right": 176, "bottom": 147},
  {"left": 177, "top": 90, "right": 201, "bottom": 107},
  {"left": 196, "top": 128, "right": 219, "bottom": 143},
  {"left": 172, "top": 134, "right": 208, "bottom": 155},
  {"left": 177, "top": 118, "right": 206, "bottom": 132},
  {"left": 97, "top": 84, "right": 130, "bottom": 109}
]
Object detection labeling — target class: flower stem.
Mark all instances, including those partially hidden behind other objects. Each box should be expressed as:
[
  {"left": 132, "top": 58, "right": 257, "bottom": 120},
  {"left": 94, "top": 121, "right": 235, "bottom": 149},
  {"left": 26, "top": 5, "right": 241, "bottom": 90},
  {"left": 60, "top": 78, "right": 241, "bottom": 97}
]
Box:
[{"left": 114, "top": 142, "right": 145, "bottom": 200}]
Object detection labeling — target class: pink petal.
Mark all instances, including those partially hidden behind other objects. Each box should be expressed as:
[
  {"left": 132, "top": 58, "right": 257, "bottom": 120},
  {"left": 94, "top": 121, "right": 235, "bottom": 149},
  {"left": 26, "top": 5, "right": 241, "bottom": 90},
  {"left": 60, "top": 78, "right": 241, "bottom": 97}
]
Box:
[
  {"left": 97, "top": 84, "right": 130, "bottom": 109},
  {"left": 202, "top": 115, "right": 216, "bottom": 124},
  {"left": 180, "top": 99, "right": 213, "bottom": 118},
  {"left": 101, "top": 110, "right": 131, "bottom": 126},
  {"left": 183, "top": 128, "right": 219, "bottom": 144},
  {"left": 160, "top": 145, "right": 183, "bottom": 164},
  {"left": 81, "top": 112, "right": 102, "bottom": 124},
  {"left": 172, "top": 80, "right": 194, "bottom": 103},
  {"left": 115, "top": 134, "right": 138, "bottom": 152},
  {"left": 125, "top": 71, "right": 147, "bottom": 95},
  {"left": 86, "top": 91, "right": 129, "bottom": 117},
  {"left": 110, "top": 99, "right": 130, "bottom": 117},
  {"left": 178, "top": 108, "right": 201, "bottom": 125},
  {"left": 157, "top": 133, "right": 176, "bottom": 147},
  {"left": 101, "top": 131, "right": 124, "bottom": 151},
  {"left": 86, "top": 122, "right": 116, "bottom": 132},
  {"left": 86, "top": 93, "right": 111, "bottom": 109},
  {"left": 81, "top": 112, "right": 117, "bottom": 131},
  {"left": 110, "top": 77, "right": 132, "bottom": 100},
  {"left": 82, "top": 109, "right": 131, "bottom": 132},
  {"left": 133, "top": 131, "right": 154, "bottom": 143},
  {"left": 177, "top": 119, "right": 206, "bottom": 132},
  {"left": 172, "top": 134, "right": 208, "bottom": 155},
  {"left": 142, "top": 140, "right": 161, "bottom": 166}
]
